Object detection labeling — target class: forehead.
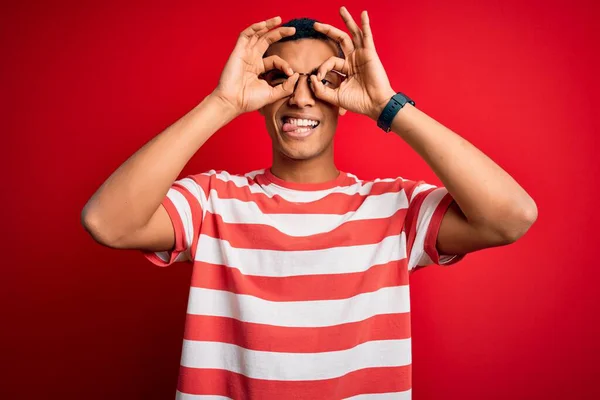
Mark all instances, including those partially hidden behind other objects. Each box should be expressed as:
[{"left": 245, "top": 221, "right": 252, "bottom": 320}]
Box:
[{"left": 266, "top": 39, "right": 339, "bottom": 72}]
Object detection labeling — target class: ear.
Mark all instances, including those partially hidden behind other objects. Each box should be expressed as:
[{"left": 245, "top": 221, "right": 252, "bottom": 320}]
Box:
[{"left": 338, "top": 107, "right": 347, "bottom": 116}]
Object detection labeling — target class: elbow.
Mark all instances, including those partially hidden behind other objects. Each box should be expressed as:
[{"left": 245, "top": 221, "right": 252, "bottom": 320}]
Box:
[
  {"left": 499, "top": 201, "right": 538, "bottom": 243},
  {"left": 81, "top": 205, "right": 121, "bottom": 248}
]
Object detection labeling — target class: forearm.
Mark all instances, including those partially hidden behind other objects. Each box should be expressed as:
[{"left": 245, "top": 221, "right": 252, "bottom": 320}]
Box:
[
  {"left": 387, "top": 103, "right": 537, "bottom": 237},
  {"left": 82, "top": 94, "right": 237, "bottom": 241}
]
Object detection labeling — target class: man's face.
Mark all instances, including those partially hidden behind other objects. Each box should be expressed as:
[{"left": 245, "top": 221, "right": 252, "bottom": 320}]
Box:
[{"left": 259, "top": 39, "right": 344, "bottom": 161}]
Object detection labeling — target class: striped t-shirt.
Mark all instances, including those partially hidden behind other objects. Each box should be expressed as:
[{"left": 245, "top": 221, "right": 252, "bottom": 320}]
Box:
[{"left": 144, "top": 168, "right": 464, "bottom": 399}]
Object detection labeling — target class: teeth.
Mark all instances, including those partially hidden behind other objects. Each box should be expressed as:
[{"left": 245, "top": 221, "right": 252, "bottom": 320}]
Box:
[{"left": 286, "top": 118, "right": 319, "bottom": 127}]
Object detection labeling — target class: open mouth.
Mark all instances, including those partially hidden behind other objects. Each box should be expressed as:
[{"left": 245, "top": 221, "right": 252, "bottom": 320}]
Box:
[{"left": 281, "top": 116, "right": 321, "bottom": 138}]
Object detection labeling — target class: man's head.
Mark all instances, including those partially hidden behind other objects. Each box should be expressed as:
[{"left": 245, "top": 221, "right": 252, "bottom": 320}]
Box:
[{"left": 259, "top": 18, "right": 346, "bottom": 162}]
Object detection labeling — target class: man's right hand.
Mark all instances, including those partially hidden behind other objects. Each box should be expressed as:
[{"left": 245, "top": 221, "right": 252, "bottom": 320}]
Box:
[
  {"left": 212, "top": 16, "right": 300, "bottom": 116},
  {"left": 82, "top": 17, "right": 301, "bottom": 254}
]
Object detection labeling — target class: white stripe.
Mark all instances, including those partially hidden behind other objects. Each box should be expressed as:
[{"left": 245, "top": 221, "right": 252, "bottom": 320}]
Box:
[
  {"left": 187, "top": 285, "right": 410, "bottom": 327},
  {"left": 201, "top": 170, "right": 406, "bottom": 203},
  {"left": 204, "top": 170, "right": 337, "bottom": 202},
  {"left": 408, "top": 187, "right": 448, "bottom": 270},
  {"left": 345, "top": 390, "right": 412, "bottom": 399},
  {"left": 176, "top": 177, "right": 209, "bottom": 220},
  {"left": 176, "top": 390, "right": 410, "bottom": 400},
  {"left": 180, "top": 338, "right": 412, "bottom": 381},
  {"left": 159, "top": 177, "right": 209, "bottom": 263},
  {"left": 167, "top": 189, "right": 194, "bottom": 252},
  {"left": 244, "top": 168, "right": 265, "bottom": 179},
  {"left": 204, "top": 190, "right": 409, "bottom": 237},
  {"left": 196, "top": 233, "right": 407, "bottom": 277},
  {"left": 154, "top": 250, "right": 188, "bottom": 263},
  {"left": 176, "top": 393, "right": 231, "bottom": 400},
  {"left": 409, "top": 182, "right": 437, "bottom": 202},
  {"left": 155, "top": 251, "right": 169, "bottom": 263}
]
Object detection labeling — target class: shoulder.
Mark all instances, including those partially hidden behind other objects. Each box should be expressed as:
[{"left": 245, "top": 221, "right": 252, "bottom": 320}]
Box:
[
  {"left": 346, "top": 172, "right": 444, "bottom": 206},
  {"left": 185, "top": 168, "right": 265, "bottom": 187},
  {"left": 345, "top": 171, "right": 418, "bottom": 195}
]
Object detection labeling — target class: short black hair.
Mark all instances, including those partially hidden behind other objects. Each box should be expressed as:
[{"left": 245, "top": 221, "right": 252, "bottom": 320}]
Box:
[{"left": 265, "top": 17, "right": 344, "bottom": 58}]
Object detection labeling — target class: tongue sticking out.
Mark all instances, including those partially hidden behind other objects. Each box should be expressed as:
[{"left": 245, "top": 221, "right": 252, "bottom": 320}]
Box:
[
  {"left": 282, "top": 122, "right": 318, "bottom": 132},
  {"left": 282, "top": 122, "right": 297, "bottom": 132}
]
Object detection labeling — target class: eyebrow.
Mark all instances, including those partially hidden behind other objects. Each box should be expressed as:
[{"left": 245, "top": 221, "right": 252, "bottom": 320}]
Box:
[
  {"left": 297, "top": 68, "right": 346, "bottom": 77},
  {"left": 297, "top": 68, "right": 320, "bottom": 76}
]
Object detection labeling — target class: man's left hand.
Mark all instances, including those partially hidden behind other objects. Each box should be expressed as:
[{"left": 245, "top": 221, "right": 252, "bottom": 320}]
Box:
[{"left": 311, "top": 7, "right": 396, "bottom": 121}]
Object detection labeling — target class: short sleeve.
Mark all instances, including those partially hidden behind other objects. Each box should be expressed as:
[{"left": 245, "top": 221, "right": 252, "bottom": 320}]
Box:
[
  {"left": 403, "top": 179, "right": 466, "bottom": 271},
  {"left": 143, "top": 175, "right": 208, "bottom": 267}
]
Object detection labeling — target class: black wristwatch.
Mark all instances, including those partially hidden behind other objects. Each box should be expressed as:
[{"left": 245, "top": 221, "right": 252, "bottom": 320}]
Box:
[{"left": 376, "top": 92, "right": 415, "bottom": 133}]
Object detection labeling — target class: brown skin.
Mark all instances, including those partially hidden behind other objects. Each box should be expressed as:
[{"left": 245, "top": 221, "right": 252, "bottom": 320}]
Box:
[
  {"left": 81, "top": 16, "right": 298, "bottom": 251},
  {"left": 259, "top": 39, "right": 347, "bottom": 183},
  {"left": 309, "top": 7, "right": 538, "bottom": 254},
  {"left": 81, "top": 8, "right": 537, "bottom": 258}
]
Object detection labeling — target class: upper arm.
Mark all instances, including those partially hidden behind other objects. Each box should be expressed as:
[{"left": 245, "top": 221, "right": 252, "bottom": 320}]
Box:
[
  {"left": 113, "top": 204, "right": 175, "bottom": 252},
  {"left": 141, "top": 176, "right": 207, "bottom": 266},
  {"left": 111, "top": 174, "right": 206, "bottom": 267},
  {"left": 436, "top": 200, "right": 512, "bottom": 257},
  {"left": 404, "top": 179, "right": 488, "bottom": 270},
  {"left": 404, "top": 181, "right": 465, "bottom": 270}
]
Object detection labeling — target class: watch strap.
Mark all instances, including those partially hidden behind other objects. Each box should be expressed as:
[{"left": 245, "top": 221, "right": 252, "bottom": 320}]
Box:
[{"left": 376, "top": 92, "right": 415, "bottom": 133}]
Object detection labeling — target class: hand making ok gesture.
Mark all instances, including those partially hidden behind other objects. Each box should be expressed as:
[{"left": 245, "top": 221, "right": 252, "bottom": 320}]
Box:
[
  {"left": 213, "top": 16, "right": 300, "bottom": 116},
  {"left": 310, "top": 7, "right": 397, "bottom": 120}
]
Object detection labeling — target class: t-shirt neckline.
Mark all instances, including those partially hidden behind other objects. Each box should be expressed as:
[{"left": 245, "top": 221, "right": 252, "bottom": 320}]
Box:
[{"left": 264, "top": 168, "right": 348, "bottom": 191}]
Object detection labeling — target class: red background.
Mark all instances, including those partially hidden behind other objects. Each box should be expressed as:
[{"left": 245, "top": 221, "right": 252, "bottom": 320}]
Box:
[{"left": 2, "top": 0, "right": 599, "bottom": 398}]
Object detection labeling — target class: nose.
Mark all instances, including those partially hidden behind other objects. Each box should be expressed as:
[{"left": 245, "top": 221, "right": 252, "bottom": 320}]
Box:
[{"left": 288, "top": 73, "right": 315, "bottom": 108}]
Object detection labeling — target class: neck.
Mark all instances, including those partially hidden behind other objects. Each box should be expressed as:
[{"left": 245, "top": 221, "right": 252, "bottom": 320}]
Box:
[{"left": 270, "top": 148, "right": 339, "bottom": 184}]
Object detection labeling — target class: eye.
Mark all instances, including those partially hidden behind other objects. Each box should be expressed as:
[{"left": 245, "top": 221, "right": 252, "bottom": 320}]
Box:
[
  {"left": 321, "top": 71, "right": 344, "bottom": 88},
  {"left": 261, "top": 70, "right": 288, "bottom": 86},
  {"left": 270, "top": 75, "right": 287, "bottom": 85}
]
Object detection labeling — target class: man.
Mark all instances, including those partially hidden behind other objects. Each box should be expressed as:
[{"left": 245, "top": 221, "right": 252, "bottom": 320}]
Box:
[{"left": 82, "top": 7, "right": 537, "bottom": 399}]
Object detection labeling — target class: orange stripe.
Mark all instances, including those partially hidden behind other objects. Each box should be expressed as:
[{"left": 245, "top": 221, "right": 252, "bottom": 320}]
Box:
[
  {"left": 403, "top": 179, "right": 423, "bottom": 203},
  {"left": 190, "top": 260, "right": 408, "bottom": 301},
  {"left": 177, "top": 365, "right": 412, "bottom": 399},
  {"left": 405, "top": 186, "right": 436, "bottom": 267},
  {"left": 173, "top": 184, "right": 203, "bottom": 261},
  {"left": 424, "top": 191, "right": 455, "bottom": 265},
  {"left": 201, "top": 208, "right": 408, "bottom": 251},
  {"left": 183, "top": 313, "right": 411, "bottom": 352},
  {"left": 190, "top": 173, "right": 413, "bottom": 215},
  {"left": 143, "top": 196, "right": 187, "bottom": 266}
]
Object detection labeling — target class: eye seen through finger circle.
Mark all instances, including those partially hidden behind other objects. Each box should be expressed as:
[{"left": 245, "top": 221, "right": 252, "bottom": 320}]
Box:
[{"left": 260, "top": 69, "right": 345, "bottom": 90}]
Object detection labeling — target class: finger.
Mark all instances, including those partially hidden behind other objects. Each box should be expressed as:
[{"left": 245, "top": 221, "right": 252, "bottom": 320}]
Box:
[
  {"left": 313, "top": 22, "right": 355, "bottom": 56},
  {"left": 255, "top": 26, "right": 297, "bottom": 54},
  {"left": 239, "top": 16, "right": 281, "bottom": 42},
  {"left": 248, "top": 27, "right": 270, "bottom": 48},
  {"left": 360, "top": 10, "right": 375, "bottom": 49},
  {"left": 317, "top": 56, "right": 348, "bottom": 80},
  {"left": 269, "top": 72, "right": 300, "bottom": 101},
  {"left": 339, "top": 6, "right": 363, "bottom": 48},
  {"left": 262, "top": 55, "right": 294, "bottom": 76},
  {"left": 236, "top": 17, "right": 282, "bottom": 52},
  {"left": 310, "top": 75, "right": 339, "bottom": 105}
]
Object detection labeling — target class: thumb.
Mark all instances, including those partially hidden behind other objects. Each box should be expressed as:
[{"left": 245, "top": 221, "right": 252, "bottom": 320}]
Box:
[
  {"left": 310, "top": 75, "right": 339, "bottom": 105},
  {"left": 269, "top": 72, "right": 300, "bottom": 102}
]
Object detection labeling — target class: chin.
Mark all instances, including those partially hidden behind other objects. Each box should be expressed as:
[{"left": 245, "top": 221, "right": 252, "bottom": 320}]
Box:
[{"left": 279, "top": 145, "right": 322, "bottom": 161}]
